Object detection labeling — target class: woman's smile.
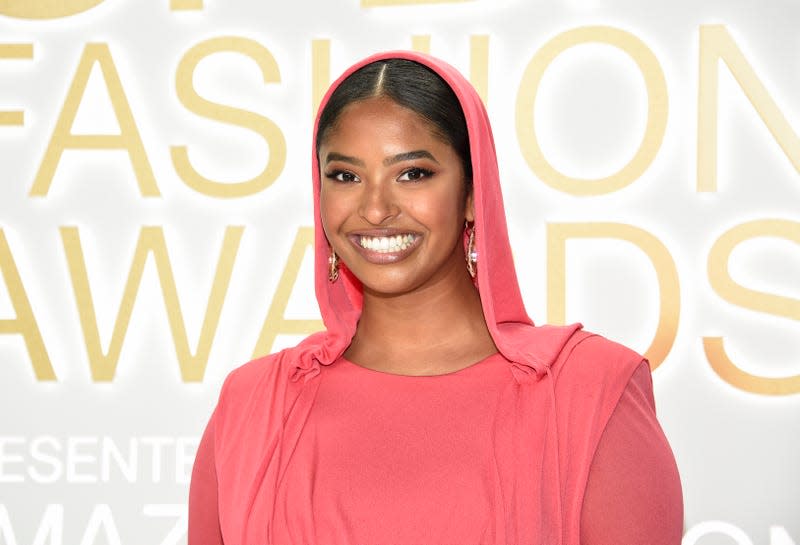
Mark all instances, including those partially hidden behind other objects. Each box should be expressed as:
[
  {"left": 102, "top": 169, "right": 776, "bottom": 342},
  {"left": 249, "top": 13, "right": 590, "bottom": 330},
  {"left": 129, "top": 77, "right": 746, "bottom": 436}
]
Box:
[{"left": 348, "top": 230, "right": 422, "bottom": 263}]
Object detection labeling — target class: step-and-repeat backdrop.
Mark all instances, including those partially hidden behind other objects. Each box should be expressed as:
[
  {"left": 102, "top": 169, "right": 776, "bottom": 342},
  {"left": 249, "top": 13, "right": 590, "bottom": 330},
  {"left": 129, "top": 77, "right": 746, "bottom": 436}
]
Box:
[{"left": 1, "top": 0, "right": 798, "bottom": 543}]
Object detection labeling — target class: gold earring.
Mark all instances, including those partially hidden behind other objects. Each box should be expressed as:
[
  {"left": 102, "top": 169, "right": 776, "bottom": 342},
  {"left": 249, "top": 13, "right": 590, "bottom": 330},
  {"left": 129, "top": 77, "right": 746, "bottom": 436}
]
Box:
[
  {"left": 328, "top": 249, "right": 340, "bottom": 283},
  {"left": 466, "top": 221, "right": 477, "bottom": 279}
]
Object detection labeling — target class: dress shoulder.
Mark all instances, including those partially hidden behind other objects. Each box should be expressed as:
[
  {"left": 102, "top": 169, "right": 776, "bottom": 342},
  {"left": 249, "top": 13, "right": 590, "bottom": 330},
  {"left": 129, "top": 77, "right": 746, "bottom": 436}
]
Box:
[
  {"left": 212, "top": 345, "right": 317, "bottom": 461},
  {"left": 220, "top": 350, "right": 291, "bottom": 395},
  {"left": 216, "top": 340, "right": 319, "bottom": 410},
  {"left": 550, "top": 329, "right": 647, "bottom": 392}
]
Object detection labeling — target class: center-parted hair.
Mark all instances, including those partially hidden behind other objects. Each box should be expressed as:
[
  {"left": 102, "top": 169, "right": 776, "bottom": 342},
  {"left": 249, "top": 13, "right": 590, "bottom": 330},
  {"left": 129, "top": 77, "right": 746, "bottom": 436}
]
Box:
[{"left": 316, "top": 58, "right": 473, "bottom": 190}]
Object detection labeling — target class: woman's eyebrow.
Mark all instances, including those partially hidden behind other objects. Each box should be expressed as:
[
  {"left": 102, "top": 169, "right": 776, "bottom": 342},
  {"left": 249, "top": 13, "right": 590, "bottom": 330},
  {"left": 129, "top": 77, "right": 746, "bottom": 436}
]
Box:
[
  {"left": 324, "top": 152, "right": 365, "bottom": 166},
  {"left": 384, "top": 150, "right": 438, "bottom": 166}
]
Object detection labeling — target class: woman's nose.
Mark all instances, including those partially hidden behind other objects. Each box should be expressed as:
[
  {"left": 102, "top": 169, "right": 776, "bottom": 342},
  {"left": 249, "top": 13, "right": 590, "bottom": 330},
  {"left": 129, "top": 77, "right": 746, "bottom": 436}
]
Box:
[{"left": 358, "top": 181, "right": 398, "bottom": 225}]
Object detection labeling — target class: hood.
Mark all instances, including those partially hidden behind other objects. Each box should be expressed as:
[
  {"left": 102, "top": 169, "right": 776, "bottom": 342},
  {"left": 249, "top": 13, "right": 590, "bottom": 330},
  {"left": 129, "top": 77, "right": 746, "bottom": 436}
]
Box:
[{"left": 309, "top": 51, "right": 581, "bottom": 381}]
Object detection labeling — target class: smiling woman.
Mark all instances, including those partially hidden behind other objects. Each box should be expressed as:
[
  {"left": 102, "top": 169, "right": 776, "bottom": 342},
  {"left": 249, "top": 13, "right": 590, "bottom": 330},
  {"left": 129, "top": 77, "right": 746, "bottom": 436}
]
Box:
[
  {"left": 317, "top": 95, "right": 492, "bottom": 375},
  {"left": 188, "top": 52, "right": 683, "bottom": 545}
]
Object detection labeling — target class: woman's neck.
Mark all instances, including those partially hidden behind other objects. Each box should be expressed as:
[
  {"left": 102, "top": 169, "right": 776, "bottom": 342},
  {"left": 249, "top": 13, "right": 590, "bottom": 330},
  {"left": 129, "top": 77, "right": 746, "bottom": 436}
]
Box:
[{"left": 344, "top": 271, "right": 497, "bottom": 375}]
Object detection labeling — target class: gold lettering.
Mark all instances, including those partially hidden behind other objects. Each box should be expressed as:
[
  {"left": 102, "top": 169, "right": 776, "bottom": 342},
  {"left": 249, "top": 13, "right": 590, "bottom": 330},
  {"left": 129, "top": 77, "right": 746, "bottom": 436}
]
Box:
[
  {"left": 411, "top": 35, "right": 431, "bottom": 54},
  {"left": 698, "top": 25, "right": 800, "bottom": 192},
  {"left": 470, "top": 35, "right": 489, "bottom": 104},
  {"left": 61, "top": 226, "right": 244, "bottom": 382},
  {"left": 170, "top": 0, "right": 203, "bottom": 10},
  {"left": 703, "top": 338, "right": 800, "bottom": 395},
  {"left": 704, "top": 219, "right": 800, "bottom": 395},
  {"left": 171, "top": 37, "right": 286, "bottom": 198},
  {"left": 29, "top": 43, "right": 158, "bottom": 197},
  {"left": 0, "top": 111, "right": 24, "bottom": 127},
  {"left": 547, "top": 223, "right": 679, "bottom": 369},
  {"left": 252, "top": 227, "right": 323, "bottom": 357},
  {"left": 0, "top": 44, "right": 33, "bottom": 126},
  {"left": 0, "top": 44, "right": 33, "bottom": 59},
  {"left": 516, "top": 26, "right": 668, "bottom": 195},
  {"left": 0, "top": 229, "right": 55, "bottom": 380},
  {"left": 0, "top": 0, "right": 105, "bottom": 19},
  {"left": 311, "top": 39, "right": 331, "bottom": 119}
]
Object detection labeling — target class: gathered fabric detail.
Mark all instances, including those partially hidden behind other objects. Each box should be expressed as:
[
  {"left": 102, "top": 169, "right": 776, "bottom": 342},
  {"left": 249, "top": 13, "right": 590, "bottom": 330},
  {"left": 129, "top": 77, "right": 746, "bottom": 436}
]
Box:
[
  {"left": 290, "top": 361, "right": 320, "bottom": 384},
  {"left": 288, "top": 331, "right": 353, "bottom": 384},
  {"left": 509, "top": 361, "right": 546, "bottom": 384}
]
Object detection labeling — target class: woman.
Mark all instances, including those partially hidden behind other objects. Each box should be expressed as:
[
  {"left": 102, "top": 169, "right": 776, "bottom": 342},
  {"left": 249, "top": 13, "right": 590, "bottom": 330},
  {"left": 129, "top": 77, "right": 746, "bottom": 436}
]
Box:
[{"left": 189, "top": 51, "right": 683, "bottom": 544}]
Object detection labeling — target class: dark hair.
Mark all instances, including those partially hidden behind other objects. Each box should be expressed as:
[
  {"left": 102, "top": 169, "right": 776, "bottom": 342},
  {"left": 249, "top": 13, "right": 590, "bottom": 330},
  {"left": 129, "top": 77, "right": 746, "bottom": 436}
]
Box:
[{"left": 316, "top": 59, "right": 472, "bottom": 190}]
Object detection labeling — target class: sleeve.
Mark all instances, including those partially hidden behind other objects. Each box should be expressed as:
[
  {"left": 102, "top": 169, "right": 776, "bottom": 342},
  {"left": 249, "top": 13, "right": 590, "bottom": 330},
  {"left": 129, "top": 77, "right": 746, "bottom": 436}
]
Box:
[
  {"left": 579, "top": 361, "right": 684, "bottom": 545},
  {"left": 188, "top": 411, "right": 224, "bottom": 545}
]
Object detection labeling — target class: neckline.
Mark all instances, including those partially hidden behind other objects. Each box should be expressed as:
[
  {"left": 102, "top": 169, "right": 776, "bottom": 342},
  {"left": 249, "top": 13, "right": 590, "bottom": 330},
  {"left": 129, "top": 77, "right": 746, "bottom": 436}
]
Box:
[{"left": 336, "top": 351, "right": 504, "bottom": 379}]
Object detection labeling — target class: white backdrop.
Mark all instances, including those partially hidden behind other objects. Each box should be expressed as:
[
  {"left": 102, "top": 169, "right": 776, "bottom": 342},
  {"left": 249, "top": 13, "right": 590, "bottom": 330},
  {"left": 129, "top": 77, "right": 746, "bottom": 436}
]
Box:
[{"left": 1, "top": 0, "right": 798, "bottom": 543}]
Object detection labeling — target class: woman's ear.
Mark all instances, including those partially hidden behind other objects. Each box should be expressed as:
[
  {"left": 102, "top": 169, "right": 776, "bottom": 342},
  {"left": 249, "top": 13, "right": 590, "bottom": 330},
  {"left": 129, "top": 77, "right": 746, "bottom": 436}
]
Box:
[{"left": 464, "top": 183, "right": 475, "bottom": 223}]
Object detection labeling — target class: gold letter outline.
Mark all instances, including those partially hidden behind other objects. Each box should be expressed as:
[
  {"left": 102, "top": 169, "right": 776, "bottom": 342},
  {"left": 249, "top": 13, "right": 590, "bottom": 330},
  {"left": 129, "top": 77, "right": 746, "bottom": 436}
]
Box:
[
  {"left": 704, "top": 219, "right": 800, "bottom": 395},
  {"left": 698, "top": 25, "right": 800, "bottom": 192},
  {"left": 61, "top": 226, "right": 243, "bottom": 381},
  {"left": 0, "top": 44, "right": 34, "bottom": 126},
  {"left": 516, "top": 26, "right": 668, "bottom": 196},
  {"left": 171, "top": 37, "right": 286, "bottom": 198},
  {"left": 29, "top": 43, "right": 159, "bottom": 197},
  {"left": 547, "top": 222, "right": 680, "bottom": 369},
  {"left": 0, "top": 229, "right": 56, "bottom": 380},
  {"left": 251, "top": 227, "right": 323, "bottom": 358}
]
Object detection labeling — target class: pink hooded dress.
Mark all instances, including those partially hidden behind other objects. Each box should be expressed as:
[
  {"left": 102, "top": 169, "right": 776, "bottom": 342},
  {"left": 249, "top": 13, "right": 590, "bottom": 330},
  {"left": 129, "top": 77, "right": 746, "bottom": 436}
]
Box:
[{"left": 189, "top": 51, "right": 683, "bottom": 545}]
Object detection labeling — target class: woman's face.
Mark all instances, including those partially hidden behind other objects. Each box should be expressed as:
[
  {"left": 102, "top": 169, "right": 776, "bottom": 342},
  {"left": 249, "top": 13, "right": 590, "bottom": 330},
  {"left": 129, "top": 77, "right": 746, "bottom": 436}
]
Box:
[{"left": 319, "top": 96, "right": 473, "bottom": 297}]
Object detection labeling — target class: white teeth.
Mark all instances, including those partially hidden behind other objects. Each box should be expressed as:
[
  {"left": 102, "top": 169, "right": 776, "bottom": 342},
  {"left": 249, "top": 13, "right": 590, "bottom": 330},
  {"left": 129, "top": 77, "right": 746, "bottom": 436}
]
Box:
[{"left": 358, "top": 234, "right": 416, "bottom": 253}]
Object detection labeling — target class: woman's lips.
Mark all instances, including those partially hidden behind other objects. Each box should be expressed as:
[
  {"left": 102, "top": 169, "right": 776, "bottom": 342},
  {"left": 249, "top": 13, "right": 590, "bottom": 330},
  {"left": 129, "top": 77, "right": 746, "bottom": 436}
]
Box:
[{"left": 347, "top": 232, "right": 421, "bottom": 263}]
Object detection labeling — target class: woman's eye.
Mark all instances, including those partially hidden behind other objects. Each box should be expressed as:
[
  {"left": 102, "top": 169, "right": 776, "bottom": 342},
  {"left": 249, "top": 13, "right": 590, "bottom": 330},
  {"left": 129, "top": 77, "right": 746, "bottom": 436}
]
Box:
[
  {"left": 398, "top": 168, "right": 433, "bottom": 182},
  {"left": 325, "top": 170, "right": 359, "bottom": 183}
]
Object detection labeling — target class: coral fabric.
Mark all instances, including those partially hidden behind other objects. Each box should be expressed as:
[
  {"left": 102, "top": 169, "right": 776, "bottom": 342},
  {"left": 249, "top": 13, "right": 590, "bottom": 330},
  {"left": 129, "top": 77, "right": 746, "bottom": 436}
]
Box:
[{"left": 189, "top": 51, "right": 683, "bottom": 544}]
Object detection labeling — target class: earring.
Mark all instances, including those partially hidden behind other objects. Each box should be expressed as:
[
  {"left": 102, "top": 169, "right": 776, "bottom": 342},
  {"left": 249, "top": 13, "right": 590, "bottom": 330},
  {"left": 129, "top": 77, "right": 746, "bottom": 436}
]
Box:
[
  {"left": 328, "top": 249, "right": 340, "bottom": 283},
  {"left": 465, "top": 221, "right": 477, "bottom": 279}
]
